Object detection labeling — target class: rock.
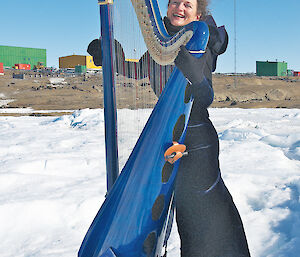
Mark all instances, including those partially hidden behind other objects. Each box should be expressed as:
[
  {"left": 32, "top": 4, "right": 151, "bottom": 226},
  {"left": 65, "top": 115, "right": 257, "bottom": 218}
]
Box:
[{"left": 265, "top": 89, "right": 286, "bottom": 101}]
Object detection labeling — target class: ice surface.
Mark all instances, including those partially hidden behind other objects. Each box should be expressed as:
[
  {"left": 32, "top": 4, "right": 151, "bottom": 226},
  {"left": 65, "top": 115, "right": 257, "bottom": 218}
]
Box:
[{"left": 0, "top": 108, "right": 299, "bottom": 257}]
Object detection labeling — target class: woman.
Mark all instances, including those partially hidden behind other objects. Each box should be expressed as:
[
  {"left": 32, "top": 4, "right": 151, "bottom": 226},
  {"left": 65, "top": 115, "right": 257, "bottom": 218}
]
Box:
[
  {"left": 88, "top": 0, "right": 251, "bottom": 256},
  {"left": 167, "top": 1, "right": 251, "bottom": 257}
]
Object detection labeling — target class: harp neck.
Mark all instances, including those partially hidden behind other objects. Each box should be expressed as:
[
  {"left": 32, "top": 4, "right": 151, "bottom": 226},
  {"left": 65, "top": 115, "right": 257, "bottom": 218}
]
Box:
[{"left": 131, "top": 0, "right": 208, "bottom": 65}]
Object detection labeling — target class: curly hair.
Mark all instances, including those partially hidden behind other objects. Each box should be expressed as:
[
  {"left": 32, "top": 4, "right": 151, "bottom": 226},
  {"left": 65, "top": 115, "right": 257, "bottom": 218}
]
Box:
[
  {"left": 168, "top": 0, "right": 210, "bottom": 18},
  {"left": 197, "top": 0, "right": 209, "bottom": 17}
]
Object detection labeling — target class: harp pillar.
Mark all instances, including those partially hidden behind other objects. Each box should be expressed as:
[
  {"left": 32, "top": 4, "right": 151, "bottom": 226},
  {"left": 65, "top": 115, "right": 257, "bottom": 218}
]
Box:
[{"left": 99, "top": 0, "right": 119, "bottom": 192}]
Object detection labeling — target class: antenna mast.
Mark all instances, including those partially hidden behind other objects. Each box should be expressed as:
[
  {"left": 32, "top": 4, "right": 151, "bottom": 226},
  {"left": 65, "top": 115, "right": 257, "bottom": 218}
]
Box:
[{"left": 234, "top": 0, "right": 237, "bottom": 87}]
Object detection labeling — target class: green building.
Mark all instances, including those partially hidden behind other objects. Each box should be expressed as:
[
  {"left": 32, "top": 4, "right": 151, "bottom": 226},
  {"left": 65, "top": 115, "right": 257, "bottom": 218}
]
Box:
[
  {"left": 0, "top": 45, "right": 47, "bottom": 69},
  {"left": 75, "top": 65, "right": 87, "bottom": 74},
  {"left": 287, "top": 69, "right": 294, "bottom": 76},
  {"left": 256, "top": 61, "right": 287, "bottom": 76}
]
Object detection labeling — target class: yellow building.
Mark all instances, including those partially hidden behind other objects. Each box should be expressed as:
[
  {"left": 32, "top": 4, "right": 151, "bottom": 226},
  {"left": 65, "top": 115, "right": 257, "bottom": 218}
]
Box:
[
  {"left": 125, "top": 58, "right": 139, "bottom": 63},
  {"left": 59, "top": 55, "right": 101, "bottom": 69}
]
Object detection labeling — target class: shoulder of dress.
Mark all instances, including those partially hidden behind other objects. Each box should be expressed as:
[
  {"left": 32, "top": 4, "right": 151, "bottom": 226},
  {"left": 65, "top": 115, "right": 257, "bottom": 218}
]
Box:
[{"left": 204, "top": 16, "right": 229, "bottom": 56}]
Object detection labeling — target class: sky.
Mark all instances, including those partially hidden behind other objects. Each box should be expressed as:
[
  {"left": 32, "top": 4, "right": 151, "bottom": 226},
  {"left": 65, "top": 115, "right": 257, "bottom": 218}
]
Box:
[
  {"left": 0, "top": 107, "right": 300, "bottom": 256},
  {"left": 0, "top": 0, "right": 299, "bottom": 73}
]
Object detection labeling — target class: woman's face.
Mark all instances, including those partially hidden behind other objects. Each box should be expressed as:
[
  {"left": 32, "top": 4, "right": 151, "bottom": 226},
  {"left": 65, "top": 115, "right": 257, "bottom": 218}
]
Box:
[{"left": 167, "top": 0, "right": 200, "bottom": 27}]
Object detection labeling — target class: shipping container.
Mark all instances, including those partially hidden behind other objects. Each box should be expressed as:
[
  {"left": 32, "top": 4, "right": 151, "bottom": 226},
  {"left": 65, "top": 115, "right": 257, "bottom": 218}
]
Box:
[
  {"left": 0, "top": 62, "right": 3, "bottom": 75},
  {"left": 256, "top": 61, "right": 287, "bottom": 76},
  {"left": 14, "top": 63, "right": 31, "bottom": 70},
  {"left": 0, "top": 45, "right": 46, "bottom": 69}
]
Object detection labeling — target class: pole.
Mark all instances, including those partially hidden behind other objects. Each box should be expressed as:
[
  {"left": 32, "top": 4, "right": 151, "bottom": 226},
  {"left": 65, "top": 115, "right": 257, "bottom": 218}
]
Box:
[
  {"left": 98, "top": 0, "right": 119, "bottom": 192},
  {"left": 234, "top": 0, "right": 237, "bottom": 88}
]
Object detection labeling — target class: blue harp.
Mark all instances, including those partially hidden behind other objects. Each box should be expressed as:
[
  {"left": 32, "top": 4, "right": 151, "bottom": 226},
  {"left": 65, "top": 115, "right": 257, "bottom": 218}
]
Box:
[{"left": 78, "top": 0, "right": 209, "bottom": 256}]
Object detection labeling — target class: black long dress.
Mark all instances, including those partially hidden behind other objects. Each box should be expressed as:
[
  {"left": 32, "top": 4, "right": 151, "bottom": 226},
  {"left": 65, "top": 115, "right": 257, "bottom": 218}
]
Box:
[{"left": 148, "top": 16, "right": 251, "bottom": 257}]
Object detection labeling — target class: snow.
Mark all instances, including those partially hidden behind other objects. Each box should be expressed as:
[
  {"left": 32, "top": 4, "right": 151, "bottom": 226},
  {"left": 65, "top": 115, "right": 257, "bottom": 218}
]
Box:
[
  {"left": 49, "top": 78, "right": 67, "bottom": 85},
  {"left": 0, "top": 108, "right": 74, "bottom": 114},
  {"left": 0, "top": 108, "right": 299, "bottom": 257},
  {"left": 0, "top": 99, "right": 14, "bottom": 107}
]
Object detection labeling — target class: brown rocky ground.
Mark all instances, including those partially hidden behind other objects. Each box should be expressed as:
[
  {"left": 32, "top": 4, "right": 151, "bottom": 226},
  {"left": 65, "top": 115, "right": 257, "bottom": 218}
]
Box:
[
  {"left": 0, "top": 69, "right": 299, "bottom": 116},
  {"left": 212, "top": 74, "right": 300, "bottom": 109}
]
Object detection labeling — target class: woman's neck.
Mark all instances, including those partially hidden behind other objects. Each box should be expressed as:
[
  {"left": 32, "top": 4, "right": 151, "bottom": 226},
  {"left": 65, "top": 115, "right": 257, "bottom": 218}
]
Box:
[{"left": 163, "top": 17, "right": 183, "bottom": 36}]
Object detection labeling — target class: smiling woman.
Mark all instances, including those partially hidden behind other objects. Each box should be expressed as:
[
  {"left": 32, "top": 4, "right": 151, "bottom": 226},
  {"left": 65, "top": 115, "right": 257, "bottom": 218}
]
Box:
[
  {"left": 167, "top": 0, "right": 201, "bottom": 26},
  {"left": 165, "top": 1, "right": 251, "bottom": 257},
  {"left": 167, "top": 0, "right": 209, "bottom": 25}
]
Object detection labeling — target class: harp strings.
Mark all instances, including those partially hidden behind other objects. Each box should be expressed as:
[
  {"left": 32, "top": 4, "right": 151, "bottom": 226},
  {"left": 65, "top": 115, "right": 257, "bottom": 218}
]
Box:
[
  {"left": 112, "top": 0, "right": 188, "bottom": 169},
  {"left": 113, "top": 0, "right": 157, "bottom": 169}
]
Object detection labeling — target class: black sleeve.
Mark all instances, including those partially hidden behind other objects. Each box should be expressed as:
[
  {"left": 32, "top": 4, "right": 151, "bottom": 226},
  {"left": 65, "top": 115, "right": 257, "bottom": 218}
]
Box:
[
  {"left": 138, "top": 52, "right": 174, "bottom": 97},
  {"left": 207, "top": 24, "right": 229, "bottom": 72},
  {"left": 87, "top": 38, "right": 146, "bottom": 80},
  {"left": 138, "top": 52, "right": 151, "bottom": 80},
  {"left": 174, "top": 19, "right": 228, "bottom": 108},
  {"left": 87, "top": 38, "right": 127, "bottom": 73}
]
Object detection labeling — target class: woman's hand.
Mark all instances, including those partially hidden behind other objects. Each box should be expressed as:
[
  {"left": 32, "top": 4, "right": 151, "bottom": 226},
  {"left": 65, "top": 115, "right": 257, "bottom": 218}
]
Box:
[
  {"left": 87, "top": 39, "right": 102, "bottom": 66},
  {"left": 87, "top": 39, "right": 125, "bottom": 67},
  {"left": 174, "top": 45, "right": 206, "bottom": 84}
]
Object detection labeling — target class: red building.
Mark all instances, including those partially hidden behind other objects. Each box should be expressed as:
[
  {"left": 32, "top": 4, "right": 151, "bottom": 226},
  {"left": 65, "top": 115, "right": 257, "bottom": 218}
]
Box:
[
  {"left": 14, "top": 63, "right": 31, "bottom": 70},
  {"left": 0, "top": 62, "right": 3, "bottom": 75},
  {"left": 293, "top": 71, "right": 300, "bottom": 77}
]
